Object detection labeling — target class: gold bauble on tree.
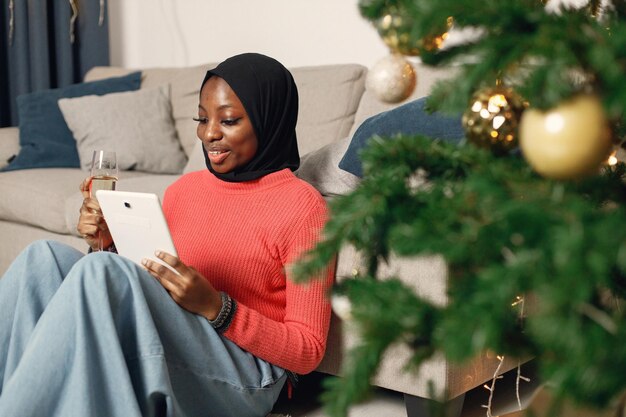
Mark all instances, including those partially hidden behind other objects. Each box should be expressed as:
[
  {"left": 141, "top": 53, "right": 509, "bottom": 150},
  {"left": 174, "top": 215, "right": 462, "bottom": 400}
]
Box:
[
  {"left": 374, "top": 8, "right": 451, "bottom": 56},
  {"left": 462, "top": 85, "right": 527, "bottom": 154},
  {"left": 368, "top": 7, "right": 450, "bottom": 104},
  {"left": 366, "top": 53, "right": 417, "bottom": 103},
  {"left": 519, "top": 94, "right": 613, "bottom": 180}
]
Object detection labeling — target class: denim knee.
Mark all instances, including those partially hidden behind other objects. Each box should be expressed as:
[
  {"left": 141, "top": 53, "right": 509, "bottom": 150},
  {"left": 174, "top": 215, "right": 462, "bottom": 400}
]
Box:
[
  {"left": 65, "top": 252, "right": 148, "bottom": 296},
  {"left": 5, "top": 240, "right": 80, "bottom": 287}
]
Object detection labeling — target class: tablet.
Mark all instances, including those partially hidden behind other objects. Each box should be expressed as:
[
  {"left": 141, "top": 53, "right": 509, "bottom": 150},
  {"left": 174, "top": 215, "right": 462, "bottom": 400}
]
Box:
[{"left": 96, "top": 190, "right": 178, "bottom": 272}]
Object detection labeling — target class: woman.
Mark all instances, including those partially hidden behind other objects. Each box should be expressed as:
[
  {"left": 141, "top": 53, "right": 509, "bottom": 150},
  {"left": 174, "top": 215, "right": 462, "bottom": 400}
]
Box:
[{"left": 0, "top": 53, "right": 334, "bottom": 417}]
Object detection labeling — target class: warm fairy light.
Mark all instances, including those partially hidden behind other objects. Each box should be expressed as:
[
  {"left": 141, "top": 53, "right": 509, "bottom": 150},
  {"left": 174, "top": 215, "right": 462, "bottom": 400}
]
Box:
[
  {"left": 488, "top": 94, "right": 508, "bottom": 112},
  {"left": 482, "top": 355, "right": 505, "bottom": 417},
  {"left": 492, "top": 115, "right": 506, "bottom": 129},
  {"left": 607, "top": 150, "right": 618, "bottom": 166},
  {"left": 482, "top": 298, "right": 530, "bottom": 416}
]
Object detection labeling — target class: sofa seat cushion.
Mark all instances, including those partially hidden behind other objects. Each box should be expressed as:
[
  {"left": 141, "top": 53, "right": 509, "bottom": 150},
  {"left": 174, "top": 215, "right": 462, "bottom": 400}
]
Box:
[
  {"left": 0, "top": 169, "right": 147, "bottom": 234},
  {"left": 64, "top": 174, "right": 180, "bottom": 237},
  {"left": 0, "top": 169, "right": 96, "bottom": 234}
]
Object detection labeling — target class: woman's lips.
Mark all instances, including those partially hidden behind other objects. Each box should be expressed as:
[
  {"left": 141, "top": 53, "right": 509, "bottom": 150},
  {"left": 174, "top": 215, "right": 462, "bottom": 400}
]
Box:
[{"left": 207, "top": 150, "right": 230, "bottom": 165}]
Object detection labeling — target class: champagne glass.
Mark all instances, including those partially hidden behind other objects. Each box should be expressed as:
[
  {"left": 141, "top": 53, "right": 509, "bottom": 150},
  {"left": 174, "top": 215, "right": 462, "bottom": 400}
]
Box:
[{"left": 89, "top": 150, "right": 118, "bottom": 251}]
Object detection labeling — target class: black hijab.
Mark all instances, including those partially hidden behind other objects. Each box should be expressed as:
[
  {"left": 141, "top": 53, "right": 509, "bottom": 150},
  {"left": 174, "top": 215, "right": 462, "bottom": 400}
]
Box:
[{"left": 200, "top": 53, "right": 300, "bottom": 182}]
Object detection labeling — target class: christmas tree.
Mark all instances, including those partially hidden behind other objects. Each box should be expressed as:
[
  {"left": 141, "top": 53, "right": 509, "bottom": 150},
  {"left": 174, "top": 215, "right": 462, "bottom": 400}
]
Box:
[{"left": 294, "top": 1, "right": 626, "bottom": 416}]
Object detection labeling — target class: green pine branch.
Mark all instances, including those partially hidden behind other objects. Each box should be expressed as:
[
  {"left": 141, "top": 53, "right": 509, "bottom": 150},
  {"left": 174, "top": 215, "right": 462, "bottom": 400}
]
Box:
[
  {"left": 293, "top": 1, "right": 626, "bottom": 415},
  {"left": 294, "top": 135, "right": 626, "bottom": 416}
]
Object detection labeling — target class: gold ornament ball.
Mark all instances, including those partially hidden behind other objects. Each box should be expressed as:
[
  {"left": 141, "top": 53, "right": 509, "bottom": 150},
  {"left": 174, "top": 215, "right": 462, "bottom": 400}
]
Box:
[
  {"left": 374, "top": 11, "right": 451, "bottom": 56},
  {"left": 366, "top": 54, "right": 417, "bottom": 104},
  {"left": 462, "top": 86, "right": 526, "bottom": 154},
  {"left": 519, "top": 94, "right": 612, "bottom": 180}
]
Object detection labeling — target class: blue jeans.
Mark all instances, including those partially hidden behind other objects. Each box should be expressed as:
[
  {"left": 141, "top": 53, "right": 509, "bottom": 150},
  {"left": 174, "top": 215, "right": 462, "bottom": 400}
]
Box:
[{"left": 0, "top": 240, "right": 286, "bottom": 417}]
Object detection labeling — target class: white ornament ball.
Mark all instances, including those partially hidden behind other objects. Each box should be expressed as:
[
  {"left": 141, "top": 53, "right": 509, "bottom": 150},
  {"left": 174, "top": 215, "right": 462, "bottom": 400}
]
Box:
[
  {"left": 331, "top": 294, "right": 353, "bottom": 321},
  {"left": 366, "top": 54, "right": 417, "bottom": 104}
]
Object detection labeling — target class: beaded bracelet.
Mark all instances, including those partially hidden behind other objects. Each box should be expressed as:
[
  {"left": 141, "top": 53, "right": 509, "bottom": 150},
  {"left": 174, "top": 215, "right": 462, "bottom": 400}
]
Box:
[
  {"left": 209, "top": 292, "right": 237, "bottom": 333},
  {"left": 87, "top": 242, "right": 118, "bottom": 254}
]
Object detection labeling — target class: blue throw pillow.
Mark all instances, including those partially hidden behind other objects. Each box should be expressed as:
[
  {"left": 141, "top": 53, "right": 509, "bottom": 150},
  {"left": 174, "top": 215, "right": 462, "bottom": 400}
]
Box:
[
  {"left": 338, "top": 97, "right": 465, "bottom": 177},
  {"left": 2, "top": 71, "right": 142, "bottom": 171}
]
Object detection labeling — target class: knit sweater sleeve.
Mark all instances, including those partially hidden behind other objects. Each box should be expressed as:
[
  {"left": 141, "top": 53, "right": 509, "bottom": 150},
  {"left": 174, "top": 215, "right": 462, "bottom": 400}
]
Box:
[{"left": 223, "top": 200, "right": 335, "bottom": 374}]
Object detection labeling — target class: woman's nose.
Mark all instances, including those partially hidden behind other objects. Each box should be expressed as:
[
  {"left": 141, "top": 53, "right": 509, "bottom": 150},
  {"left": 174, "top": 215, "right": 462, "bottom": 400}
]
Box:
[{"left": 201, "top": 120, "right": 223, "bottom": 142}]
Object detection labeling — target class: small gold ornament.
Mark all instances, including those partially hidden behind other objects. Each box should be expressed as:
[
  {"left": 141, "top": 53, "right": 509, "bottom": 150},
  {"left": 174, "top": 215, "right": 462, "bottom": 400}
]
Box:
[
  {"left": 366, "top": 53, "right": 417, "bottom": 104},
  {"left": 374, "top": 8, "right": 451, "bottom": 56},
  {"left": 462, "top": 85, "right": 526, "bottom": 154},
  {"left": 519, "top": 94, "right": 612, "bottom": 180}
]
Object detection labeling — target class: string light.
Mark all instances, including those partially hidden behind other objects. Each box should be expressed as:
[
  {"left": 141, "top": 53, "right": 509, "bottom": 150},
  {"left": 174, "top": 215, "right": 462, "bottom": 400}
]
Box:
[
  {"left": 482, "top": 355, "right": 505, "bottom": 417},
  {"left": 516, "top": 360, "right": 531, "bottom": 410},
  {"left": 512, "top": 295, "right": 526, "bottom": 322},
  {"left": 482, "top": 296, "right": 530, "bottom": 416}
]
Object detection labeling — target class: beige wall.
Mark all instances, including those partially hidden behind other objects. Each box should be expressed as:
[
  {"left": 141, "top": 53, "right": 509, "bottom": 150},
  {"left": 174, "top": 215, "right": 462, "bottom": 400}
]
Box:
[
  {"left": 107, "top": 0, "right": 389, "bottom": 69},
  {"left": 106, "top": 0, "right": 593, "bottom": 70}
]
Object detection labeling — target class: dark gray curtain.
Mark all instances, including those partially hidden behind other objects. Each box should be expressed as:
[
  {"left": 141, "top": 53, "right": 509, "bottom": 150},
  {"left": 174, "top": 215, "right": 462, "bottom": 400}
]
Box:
[{"left": 0, "top": 0, "right": 110, "bottom": 127}]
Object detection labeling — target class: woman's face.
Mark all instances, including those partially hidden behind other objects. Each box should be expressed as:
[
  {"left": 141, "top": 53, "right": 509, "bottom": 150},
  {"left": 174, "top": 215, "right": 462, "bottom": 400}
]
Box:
[{"left": 196, "top": 77, "right": 258, "bottom": 174}]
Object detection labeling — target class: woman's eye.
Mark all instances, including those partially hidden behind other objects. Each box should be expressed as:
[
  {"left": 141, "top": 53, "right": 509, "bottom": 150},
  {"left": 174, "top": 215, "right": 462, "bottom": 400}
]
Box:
[
  {"left": 222, "top": 118, "right": 240, "bottom": 126},
  {"left": 193, "top": 117, "right": 208, "bottom": 124}
]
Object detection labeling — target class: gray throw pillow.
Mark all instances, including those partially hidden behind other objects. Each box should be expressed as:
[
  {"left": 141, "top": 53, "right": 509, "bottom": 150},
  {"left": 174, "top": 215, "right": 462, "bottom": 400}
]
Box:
[
  {"left": 295, "top": 136, "right": 361, "bottom": 197},
  {"left": 58, "top": 86, "right": 188, "bottom": 174}
]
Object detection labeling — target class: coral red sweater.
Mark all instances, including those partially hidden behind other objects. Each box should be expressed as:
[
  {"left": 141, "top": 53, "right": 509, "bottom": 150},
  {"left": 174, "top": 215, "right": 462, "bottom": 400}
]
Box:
[{"left": 162, "top": 168, "right": 334, "bottom": 374}]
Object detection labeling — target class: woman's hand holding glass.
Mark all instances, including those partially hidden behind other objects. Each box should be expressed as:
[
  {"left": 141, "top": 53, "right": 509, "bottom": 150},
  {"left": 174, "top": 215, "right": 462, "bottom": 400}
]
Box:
[
  {"left": 77, "top": 177, "right": 114, "bottom": 251},
  {"left": 86, "top": 150, "right": 118, "bottom": 250},
  {"left": 142, "top": 252, "right": 223, "bottom": 320}
]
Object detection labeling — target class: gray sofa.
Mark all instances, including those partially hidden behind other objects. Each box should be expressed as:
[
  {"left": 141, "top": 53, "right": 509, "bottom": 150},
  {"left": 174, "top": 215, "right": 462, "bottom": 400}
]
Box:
[{"left": 0, "top": 61, "right": 520, "bottom": 416}]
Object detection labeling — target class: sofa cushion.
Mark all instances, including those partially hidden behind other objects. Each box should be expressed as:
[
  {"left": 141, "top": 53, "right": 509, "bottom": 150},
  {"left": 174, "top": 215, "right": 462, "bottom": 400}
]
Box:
[
  {"left": 0, "top": 169, "right": 88, "bottom": 234},
  {"left": 180, "top": 63, "right": 368, "bottom": 159},
  {"left": 290, "top": 64, "right": 367, "bottom": 156},
  {"left": 58, "top": 86, "right": 188, "bottom": 174},
  {"left": 0, "top": 169, "right": 148, "bottom": 234},
  {"left": 295, "top": 136, "right": 360, "bottom": 197},
  {"left": 2, "top": 72, "right": 142, "bottom": 172},
  {"left": 0, "top": 127, "right": 19, "bottom": 170},
  {"left": 167, "top": 64, "right": 218, "bottom": 159},
  {"left": 85, "top": 64, "right": 217, "bottom": 159},
  {"left": 65, "top": 174, "right": 180, "bottom": 236},
  {"left": 85, "top": 63, "right": 368, "bottom": 172},
  {"left": 339, "top": 96, "right": 464, "bottom": 177},
  {"left": 183, "top": 141, "right": 206, "bottom": 174}
]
